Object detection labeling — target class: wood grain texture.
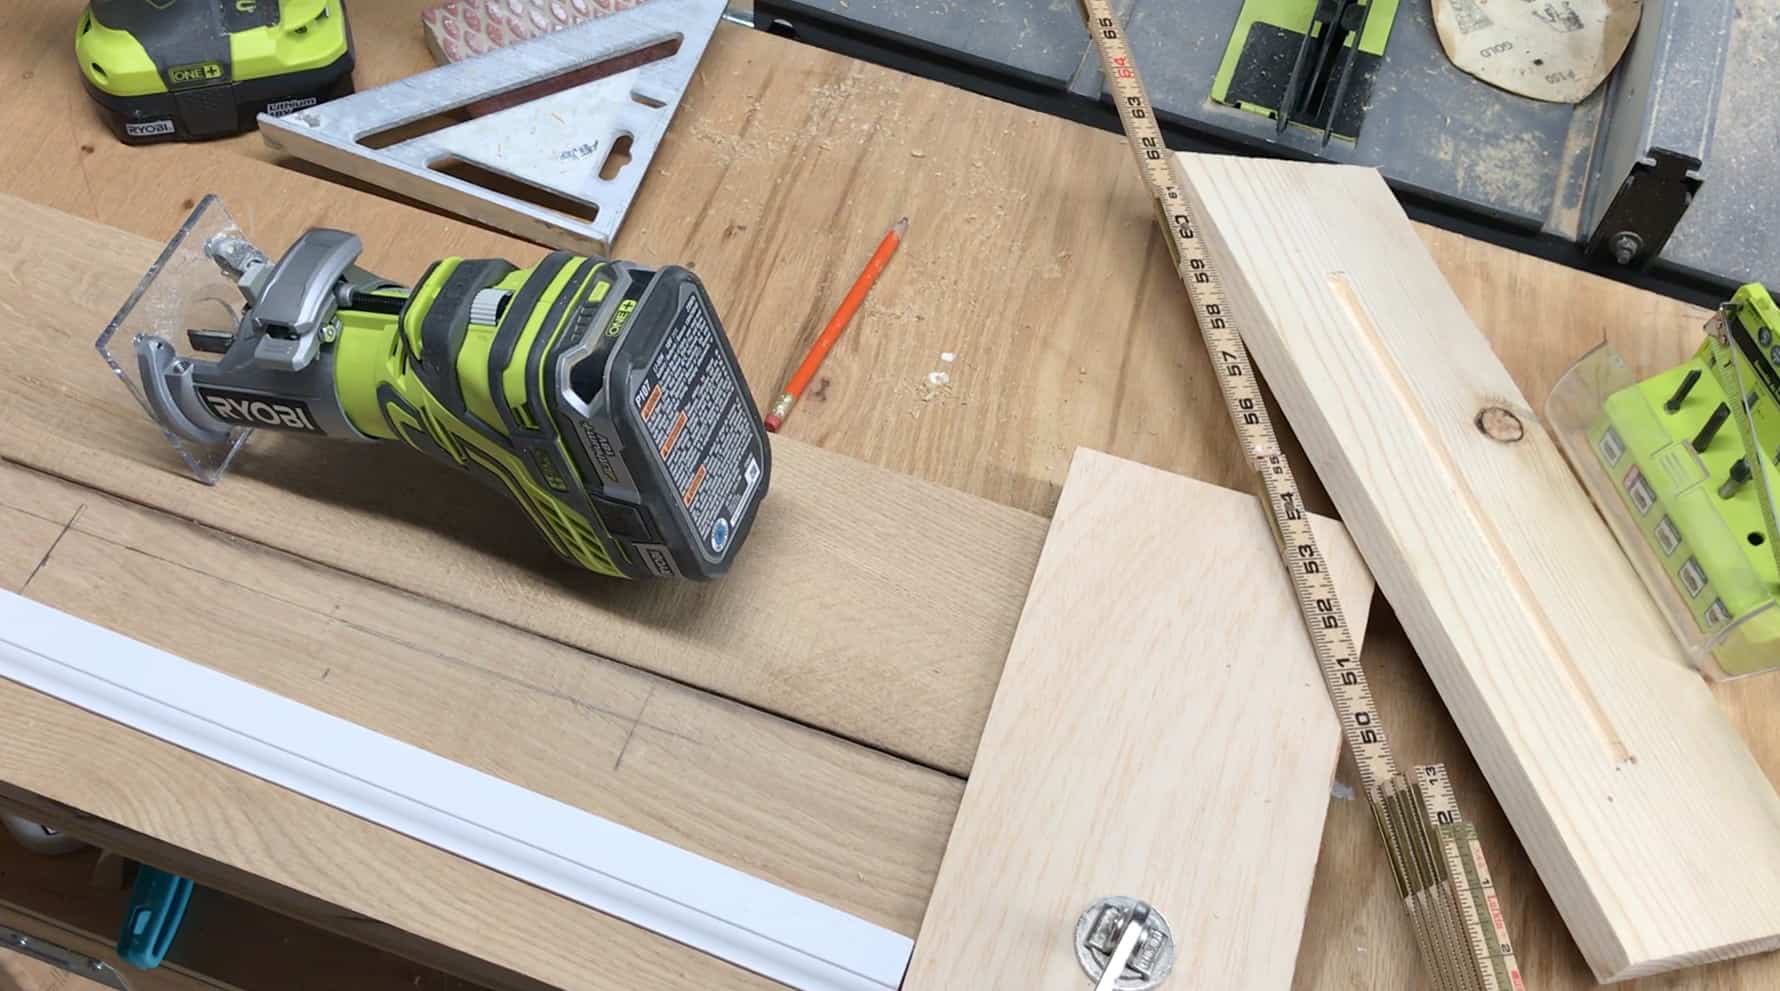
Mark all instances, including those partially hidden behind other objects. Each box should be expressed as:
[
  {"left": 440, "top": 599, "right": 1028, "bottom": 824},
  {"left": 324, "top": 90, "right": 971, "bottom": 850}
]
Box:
[
  {"left": 0, "top": 509, "right": 67, "bottom": 593},
  {"left": 0, "top": 193, "right": 1044, "bottom": 776},
  {"left": 0, "top": 0, "right": 1239, "bottom": 517},
  {"left": 903, "top": 451, "right": 1373, "bottom": 991},
  {"left": 5, "top": 2, "right": 1779, "bottom": 987},
  {"left": 0, "top": 461, "right": 958, "bottom": 991},
  {"left": 0, "top": 2, "right": 1712, "bottom": 523},
  {"left": 1179, "top": 152, "right": 1780, "bottom": 981}
]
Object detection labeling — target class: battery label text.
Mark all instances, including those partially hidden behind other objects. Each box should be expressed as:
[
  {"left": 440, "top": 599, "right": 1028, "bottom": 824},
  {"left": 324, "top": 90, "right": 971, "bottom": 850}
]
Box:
[{"left": 168, "top": 62, "right": 225, "bottom": 86}]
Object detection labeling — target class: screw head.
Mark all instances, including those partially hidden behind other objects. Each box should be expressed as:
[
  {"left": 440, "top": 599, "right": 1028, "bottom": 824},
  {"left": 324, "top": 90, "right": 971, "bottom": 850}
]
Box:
[
  {"left": 1074, "top": 896, "right": 1175, "bottom": 989},
  {"left": 1610, "top": 231, "right": 1643, "bottom": 265}
]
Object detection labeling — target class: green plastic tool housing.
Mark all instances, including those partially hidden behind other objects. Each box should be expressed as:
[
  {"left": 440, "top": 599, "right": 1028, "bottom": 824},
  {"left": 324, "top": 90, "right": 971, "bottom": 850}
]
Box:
[{"left": 1549, "top": 285, "right": 1780, "bottom": 678}]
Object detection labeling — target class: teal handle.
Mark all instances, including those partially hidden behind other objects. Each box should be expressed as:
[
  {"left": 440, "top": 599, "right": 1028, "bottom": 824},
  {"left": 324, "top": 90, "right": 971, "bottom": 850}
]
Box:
[{"left": 117, "top": 866, "right": 193, "bottom": 969}]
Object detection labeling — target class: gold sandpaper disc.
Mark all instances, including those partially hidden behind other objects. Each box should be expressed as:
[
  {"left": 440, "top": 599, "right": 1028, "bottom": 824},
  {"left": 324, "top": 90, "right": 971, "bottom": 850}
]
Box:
[{"left": 1433, "top": 0, "right": 1643, "bottom": 103}]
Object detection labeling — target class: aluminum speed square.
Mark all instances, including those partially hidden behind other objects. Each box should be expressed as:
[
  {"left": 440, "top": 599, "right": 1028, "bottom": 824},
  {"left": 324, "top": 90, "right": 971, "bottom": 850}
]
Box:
[{"left": 258, "top": 0, "right": 724, "bottom": 255}]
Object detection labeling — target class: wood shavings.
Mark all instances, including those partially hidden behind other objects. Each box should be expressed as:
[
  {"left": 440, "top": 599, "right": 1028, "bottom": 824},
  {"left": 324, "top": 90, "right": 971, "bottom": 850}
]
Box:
[{"left": 918, "top": 352, "right": 957, "bottom": 403}]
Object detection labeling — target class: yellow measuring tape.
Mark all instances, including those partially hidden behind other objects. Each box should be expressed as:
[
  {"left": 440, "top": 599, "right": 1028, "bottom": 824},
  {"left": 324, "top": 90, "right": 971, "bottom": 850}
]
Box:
[{"left": 1074, "top": 3, "right": 1524, "bottom": 988}]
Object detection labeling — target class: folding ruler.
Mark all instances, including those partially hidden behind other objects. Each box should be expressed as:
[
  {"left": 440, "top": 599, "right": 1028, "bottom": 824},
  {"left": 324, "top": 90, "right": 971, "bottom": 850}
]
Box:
[{"left": 1076, "top": 2, "right": 1524, "bottom": 988}]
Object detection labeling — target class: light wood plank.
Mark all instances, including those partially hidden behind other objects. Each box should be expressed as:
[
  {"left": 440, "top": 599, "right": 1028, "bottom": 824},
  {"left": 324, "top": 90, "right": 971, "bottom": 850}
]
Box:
[
  {"left": 0, "top": 509, "right": 65, "bottom": 593},
  {"left": 0, "top": 461, "right": 959, "bottom": 991},
  {"left": 0, "top": 464, "right": 84, "bottom": 591},
  {"left": 904, "top": 450, "right": 1374, "bottom": 990},
  {"left": 1178, "top": 152, "right": 1780, "bottom": 981}
]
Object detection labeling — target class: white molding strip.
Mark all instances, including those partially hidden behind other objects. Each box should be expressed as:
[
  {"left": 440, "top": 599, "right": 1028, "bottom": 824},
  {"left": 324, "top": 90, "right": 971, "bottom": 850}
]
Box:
[{"left": 0, "top": 590, "right": 911, "bottom": 991}]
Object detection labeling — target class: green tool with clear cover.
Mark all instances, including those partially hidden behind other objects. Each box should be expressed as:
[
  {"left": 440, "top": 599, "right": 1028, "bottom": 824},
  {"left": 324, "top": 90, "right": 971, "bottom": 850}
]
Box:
[{"left": 1553, "top": 284, "right": 1780, "bottom": 678}]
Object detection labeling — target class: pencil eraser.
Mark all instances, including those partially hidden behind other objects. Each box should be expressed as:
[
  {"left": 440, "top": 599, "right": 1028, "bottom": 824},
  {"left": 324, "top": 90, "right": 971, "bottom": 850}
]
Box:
[{"left": 764, "top": 414, "right": 782, "bottom": 433}]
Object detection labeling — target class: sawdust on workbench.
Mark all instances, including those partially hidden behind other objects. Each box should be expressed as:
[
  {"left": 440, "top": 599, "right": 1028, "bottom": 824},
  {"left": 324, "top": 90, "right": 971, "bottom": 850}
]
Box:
[
  {"left": 1716, "top": 0, "right": 1779, "bottom": 184},
  {"left": 679, "top": 55, "right": 1067, "bottom": 425},
  {"left": 682, "top": 66, "right": 889, "bottom": 166},
  {"left": 1680, "top": 0, "right": 1780, "bottom": 277},
  {"left": 1446, "top": 109, "right": 1552, "bottom": 211}
]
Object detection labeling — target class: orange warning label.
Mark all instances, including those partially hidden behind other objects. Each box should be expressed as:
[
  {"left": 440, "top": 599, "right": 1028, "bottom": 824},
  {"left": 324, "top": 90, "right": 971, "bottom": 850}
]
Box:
[
  {"left": 639, "top": 383, "right": 662, "bottom": 422},
  {"left": 682, "top": 464, "right": 706, "bottom": 507},
  {"left": 660, "top": 410, "right": 688, "bottom": 458}
]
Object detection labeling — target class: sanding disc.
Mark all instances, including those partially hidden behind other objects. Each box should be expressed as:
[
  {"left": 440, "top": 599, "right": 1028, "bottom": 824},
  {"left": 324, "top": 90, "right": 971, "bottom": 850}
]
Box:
[{"left": 1432, "top": 0, "right": 1642, "bottom": 103}]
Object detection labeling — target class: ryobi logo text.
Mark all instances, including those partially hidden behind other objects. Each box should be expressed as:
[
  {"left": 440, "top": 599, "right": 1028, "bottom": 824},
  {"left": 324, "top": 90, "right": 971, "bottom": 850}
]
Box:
[{"left": 197, "top": 388, "right": 325, "bottom": 434}]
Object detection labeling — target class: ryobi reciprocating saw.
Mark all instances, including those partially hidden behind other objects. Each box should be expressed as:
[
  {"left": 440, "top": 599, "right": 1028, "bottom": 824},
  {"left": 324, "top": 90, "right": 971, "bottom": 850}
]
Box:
[{"left": 124, "top": 207, "right": 770, "bottom": 581}]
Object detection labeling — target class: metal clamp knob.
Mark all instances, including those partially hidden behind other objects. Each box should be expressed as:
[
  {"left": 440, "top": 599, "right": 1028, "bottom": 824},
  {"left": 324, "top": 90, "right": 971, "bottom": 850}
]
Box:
[{"left": 1074, "top": 896, "right": 1174, "bottom": 990}]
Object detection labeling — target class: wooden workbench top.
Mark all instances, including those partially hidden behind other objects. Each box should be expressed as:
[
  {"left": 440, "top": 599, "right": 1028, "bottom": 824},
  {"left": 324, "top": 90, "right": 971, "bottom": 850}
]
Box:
[{"left": 3, "top": 2, "right": 1777, "bottom": 989}]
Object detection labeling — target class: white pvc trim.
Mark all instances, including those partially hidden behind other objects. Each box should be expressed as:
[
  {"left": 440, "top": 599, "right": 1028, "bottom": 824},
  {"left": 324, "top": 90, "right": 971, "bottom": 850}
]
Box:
[{"left": 0, "top": 590, "right": 911, "bottom": 990}]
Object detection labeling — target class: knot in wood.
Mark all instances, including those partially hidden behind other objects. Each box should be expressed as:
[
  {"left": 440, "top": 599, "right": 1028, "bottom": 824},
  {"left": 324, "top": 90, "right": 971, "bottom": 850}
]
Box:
[{"left": 1475, "top": 406, "right": 1524, "bottom": 443}]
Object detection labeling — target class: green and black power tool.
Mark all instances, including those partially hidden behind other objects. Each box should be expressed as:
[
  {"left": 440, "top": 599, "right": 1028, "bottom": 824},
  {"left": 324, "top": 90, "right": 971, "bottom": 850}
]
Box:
[
  {"left": 77, "top": 0, "right": 354, "bottom": 144},
  {"left": 131, "top": 219, "right": 771, "bottom": 580},
  {"left": 1567, "top": 283, "right": 1780, "bottom": 675}
]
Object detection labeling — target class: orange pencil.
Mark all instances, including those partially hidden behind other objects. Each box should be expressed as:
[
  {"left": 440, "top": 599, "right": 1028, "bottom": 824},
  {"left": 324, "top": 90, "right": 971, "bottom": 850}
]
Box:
[{"left": 764, "top": 217, "right": 908, "bottom": 432}]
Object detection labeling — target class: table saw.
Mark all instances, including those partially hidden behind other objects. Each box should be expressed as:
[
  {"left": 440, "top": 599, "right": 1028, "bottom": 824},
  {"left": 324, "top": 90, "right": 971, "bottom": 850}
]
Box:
[{"left": 752, "top": 0, "right": 1779, "bottom": 306}]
